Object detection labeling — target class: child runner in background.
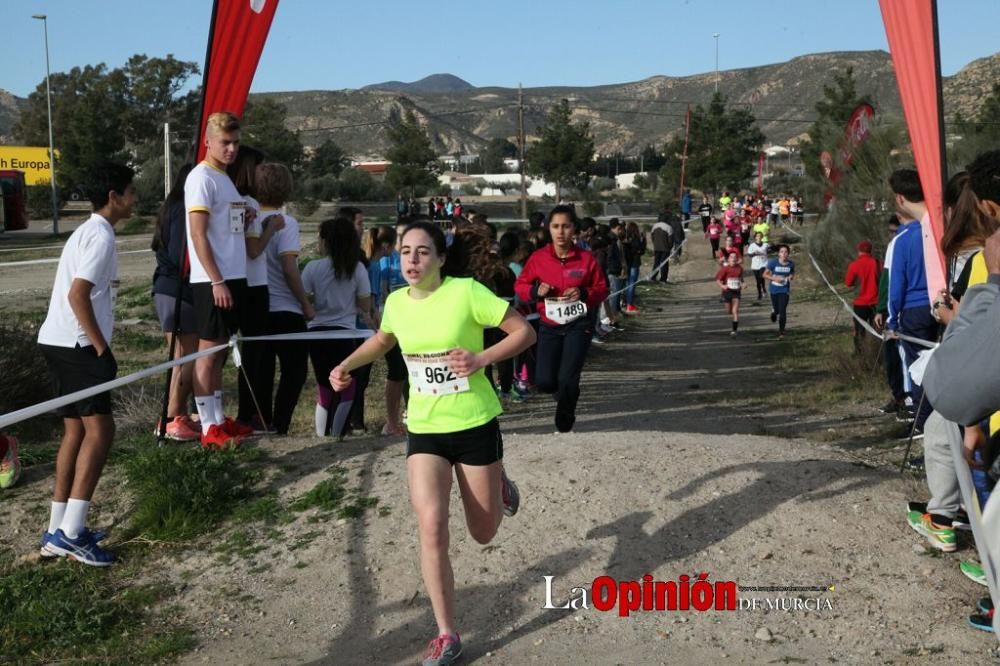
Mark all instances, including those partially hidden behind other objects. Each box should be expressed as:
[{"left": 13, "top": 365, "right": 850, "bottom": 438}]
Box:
[
  {"left": 706, "top": 216, "right": 723, "bottom": 256},
  {"left": 746, "top": 232, "right": 769, "bottom": 303},
  {"left": 715, "top": 251, "right": 745, "bottom": 336},
  {"left": 515, "top": 205, "right": 609, "bottom": 432},
  {"left": 330, "top": 222, "right": 535, "bottom": 666},
  {"left": 764, "top": 244, "right": 796, "bottom": 339},
  {"left": 378, "top": 221, "right": 411, "bottom": 435}
]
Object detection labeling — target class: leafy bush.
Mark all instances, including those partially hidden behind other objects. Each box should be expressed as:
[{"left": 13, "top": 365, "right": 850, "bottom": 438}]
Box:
[
  {"left": 25, "top": 185, "right": 65, "bottom": 219},
  {"left": 337, "top": 167, "right": 379, "bottom": 201},
  {"left": 0, "top": 320, "right": 52, "bottom": 415}
]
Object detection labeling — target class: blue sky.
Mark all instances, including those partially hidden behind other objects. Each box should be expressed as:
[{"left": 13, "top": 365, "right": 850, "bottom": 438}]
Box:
[{"left": 5, "top": 0, "right": 998, "bottom": 97}]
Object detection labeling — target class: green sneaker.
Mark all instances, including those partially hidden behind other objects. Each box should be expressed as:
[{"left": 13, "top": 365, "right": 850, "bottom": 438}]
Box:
[
  {"left": 907, "top": 511, "right": 957, "bottom": 552},
  {"left": 0, "top": 435, "right": 20, "bottom": 490},
  {"left": 961, "top": 560, "right": 988, "bottom": 587}
]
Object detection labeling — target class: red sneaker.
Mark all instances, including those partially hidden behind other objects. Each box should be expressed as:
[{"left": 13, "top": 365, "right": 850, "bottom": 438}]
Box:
[
  {"left": 624, "top": 304, "right": 640, "bottom": 314},
  {"left": 201, "top": 424, "right": 242, "bottom": 450},
  {"left": 222, "top": 417, "right": 254, "bottom": 437}
]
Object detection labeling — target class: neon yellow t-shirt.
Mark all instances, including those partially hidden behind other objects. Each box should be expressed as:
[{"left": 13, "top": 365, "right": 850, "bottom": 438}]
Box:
[
  {"left": 719, "top": 196, "right": 732, "bottom": 208},
  {"left": 752, "top": 221, "right": 770, "bottom": 243},
  {"left": 380, "top": 276, "right": 509, "bottom": 434}
]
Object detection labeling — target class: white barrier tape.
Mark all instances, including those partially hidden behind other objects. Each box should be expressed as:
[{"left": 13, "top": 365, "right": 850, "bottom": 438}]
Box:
[
  {"left": 0, "top": 327, "right": 376, "bottom": 431},
  {"left": 607, "top": 238, "right": 688, "bottom": 300},
  {"left": 0, "top": 248, "right": 151, "bottom": 268},
  {"left": 779, "top": 221, "right": 937, "bottom": 350},
  {"left": 0, "top": 342, "right": 229, "bottom": 430}
]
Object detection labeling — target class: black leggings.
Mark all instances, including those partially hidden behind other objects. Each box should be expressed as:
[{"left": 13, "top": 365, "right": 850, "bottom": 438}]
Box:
[
  {"left": 484, "top": 328, "right": 514, "bottom": 393},
  {"left": 754, "top": 268, "right": 766, "bottom": 299},
  {"left": 237, "top": 285, "right": 270, "bottom": 422},
  {"left": 536, "top": 319, "right": 592, "bottom": 421},
  {"left": 770, "top": 292, "right": 790, "bottom": 332},
  {"left": 258, "top": 310, "right": 308, "bottom": 434}
]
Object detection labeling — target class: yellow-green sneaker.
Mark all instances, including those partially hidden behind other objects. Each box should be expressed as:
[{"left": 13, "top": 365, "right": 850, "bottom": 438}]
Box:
[
  {"left": 0, "top": 435, "right": 20, "bottom": 490},
  {"left": 961, "top": 560, "right": 987, "bottom": 587},
  {"left": 907, "top": 511, "right": 957, "bottom": 552}
]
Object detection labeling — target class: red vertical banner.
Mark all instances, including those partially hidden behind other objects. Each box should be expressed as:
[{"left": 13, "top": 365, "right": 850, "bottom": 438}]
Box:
[
  {"left": 878, "top": 0, "right": 947, "bottom": 299},
  {"left": 196, "top": 0, "right": 280, "bottom": 160}
]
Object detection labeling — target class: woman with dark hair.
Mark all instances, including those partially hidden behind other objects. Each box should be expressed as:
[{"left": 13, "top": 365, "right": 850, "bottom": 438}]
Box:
[
  {"left": 301, "top": 217, "right": 374, "bottom": 438},
  {"left": 622, "top": 221, "right": 645, "bottom": 314},
  {"left": 515, "top": 205, "right": 609, "bottom": 432},
  {"left": 226, "top": 146, "right": 272, "bottom": 430},
  {"left": 151, "top": 163, "right": 200, "bottom": 441},
  {"left": 329, "top": 221, "right": 535, "bottom": 666},
  {"left": 448, "top": 224, "right": 518, "bottom": 399}
]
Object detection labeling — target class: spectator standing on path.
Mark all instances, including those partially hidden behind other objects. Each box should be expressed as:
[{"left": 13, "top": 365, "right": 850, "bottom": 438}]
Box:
[
  {"left": 651, "top": 215, "right": 673, "bottom": 283},
  {"left": 669, "top": 213, "right": 686, "bottom": 259},
  {"left": 622, "top": 221, "right": 646, "bottom": 314},
  {"left": 680, "top": 189, "right": 692, "bottom": 220},
  {"left": 185, "top": 111, "right": 256, "bottom": 449},
  {"left": 886, "top": 169, "right": 937, "bottom": 437},
  {"left": 151, "top": 163, "right": 200, "bottom": 442},
  {"left": 37, "top": 162, "right": 136, "bottom": 566},
  {"left": 606, "top": 218, "right": 626, "bottom": 316},
  {"left": 844, "top": 239, "right": 881, "bottom": 355},
  {"left": 874, "top": 215, "right": 907, "bottom": 417},
  {"left": 698, "top": 197, "right": 713, "bottom": 234}
]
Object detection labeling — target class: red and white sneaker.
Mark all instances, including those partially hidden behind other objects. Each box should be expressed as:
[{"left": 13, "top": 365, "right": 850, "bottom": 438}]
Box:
[
  {"left": 222, "top": 417, "right": 254, "bottom": 438},
  {"left": 201, "top": 424, "right": 242, "bottom": 450},
  {"left": 162, "top": 416, "right": 201, "bottom": 442}
]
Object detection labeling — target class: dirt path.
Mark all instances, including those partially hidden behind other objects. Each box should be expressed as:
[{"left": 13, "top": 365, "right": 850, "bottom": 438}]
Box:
[{"left": 152, "top": 235, "right": 992, "bottom": 665}]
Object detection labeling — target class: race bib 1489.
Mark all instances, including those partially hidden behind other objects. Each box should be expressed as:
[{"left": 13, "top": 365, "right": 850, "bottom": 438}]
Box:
[{"left": 545, "top": 298, "right": 587, "bottom": 325}]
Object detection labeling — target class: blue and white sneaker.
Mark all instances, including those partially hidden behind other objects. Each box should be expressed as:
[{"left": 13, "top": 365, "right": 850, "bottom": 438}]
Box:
[
  {"left": 44, "top": 529, "right": 115, "bottom": 566},
  {"left": 41, "top": 527, "right": 107, "bottom": 558}
]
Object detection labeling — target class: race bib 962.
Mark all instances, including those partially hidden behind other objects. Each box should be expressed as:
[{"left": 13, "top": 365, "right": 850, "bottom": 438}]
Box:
[{"left": 404, "top": 352, "right": 470, "bottom": 395}]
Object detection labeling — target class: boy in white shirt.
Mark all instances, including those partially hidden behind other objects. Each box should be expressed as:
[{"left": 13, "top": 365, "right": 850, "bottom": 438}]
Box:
[
  {"left": 186, "top": 111, "right": 256, "bottom": 448},
  {"left": 37, "top": 162, "right": 136, "bottom": 566}
]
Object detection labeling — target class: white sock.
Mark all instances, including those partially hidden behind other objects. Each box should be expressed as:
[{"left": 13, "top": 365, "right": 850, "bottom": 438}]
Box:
[
  {"left": 48, "top": 501, "right": 67, "bottom": 535},
  {"left": 315, "top": 404, "right": 330, "bottom": 437},
  {"left": 59, "top": 498, "right": 90, "bottom": 539},
  {"left": 214, "top": 390, "right": 225, "bottom": 423},
  {"left": 195, "top": 395, "right": 216, "bottom": 433}
]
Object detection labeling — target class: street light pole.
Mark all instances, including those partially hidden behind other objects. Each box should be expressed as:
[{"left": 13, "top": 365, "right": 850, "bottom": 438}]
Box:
[
  {"left": 32, "top": 14, "right": 58, "bottom": 235},
  {"left": 713, "top": 33, "right": 720, "bottom": 94}
]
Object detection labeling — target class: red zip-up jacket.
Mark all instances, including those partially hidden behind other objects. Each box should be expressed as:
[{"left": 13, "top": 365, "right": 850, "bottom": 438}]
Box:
[
  {"left": 515, "top": 244, "right": 609, "bottom": 327},
  {"left": 844, "top": 252, "right": 881, "bottom": 306}
]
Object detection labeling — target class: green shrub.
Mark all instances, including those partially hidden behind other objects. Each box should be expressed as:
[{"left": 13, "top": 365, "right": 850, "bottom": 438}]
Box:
[{"left": 124, "top": 447, "right": 264, "bottom": 541}]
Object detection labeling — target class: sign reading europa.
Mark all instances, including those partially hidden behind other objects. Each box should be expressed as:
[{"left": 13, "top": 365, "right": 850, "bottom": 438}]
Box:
[{"left": 0, "top": 147, "right": 56, "bottom": 185}]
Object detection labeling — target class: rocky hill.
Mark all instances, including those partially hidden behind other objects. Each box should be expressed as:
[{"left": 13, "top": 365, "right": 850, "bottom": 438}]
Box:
[
  {"left": 0, "top": 90, "right": 26, "bottom": 144},
  {"left": 3, "top": 50, "right": 999, "bottom": 158}
]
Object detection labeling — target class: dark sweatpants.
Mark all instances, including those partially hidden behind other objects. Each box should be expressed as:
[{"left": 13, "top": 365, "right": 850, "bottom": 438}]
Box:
[
  {"left": 536, "top": 318, "right": 592, "bottom": 427},
  {"left": 897, "top": 306, "right": 939, "bottom": 430}
]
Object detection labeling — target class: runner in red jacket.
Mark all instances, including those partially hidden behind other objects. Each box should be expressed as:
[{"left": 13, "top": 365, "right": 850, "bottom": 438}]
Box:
[
  {"left": 844, "top": 239, "right": 881, "bottom": 353},
  {"left": 515, "top": 205, "right": 609, "bottom": 432}
]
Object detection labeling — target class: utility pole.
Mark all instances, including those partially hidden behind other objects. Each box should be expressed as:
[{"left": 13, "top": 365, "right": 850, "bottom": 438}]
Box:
[
  {"left": 678, "top": 105, "right": 692, "bottom": 205},
  {"left": 713, "top": 33, "right": 720, "bottom": 94},
  {"left": 164, "top": 122, "right": 172, "bottom": 198},
  {"left": 518, "top": 82, "right": 527, "bottom": 221},
  {"left": 33, "top": 14, "right": 58, "bottom": 234}
]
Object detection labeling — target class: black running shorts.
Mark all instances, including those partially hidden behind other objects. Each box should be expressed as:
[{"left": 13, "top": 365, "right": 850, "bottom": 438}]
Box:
[
  {"left": 407, "top": 418, "right": 503, "bottom": 466},
  {"left": 191, "top": 278, "right": 249, "bottom": 341},
  {"left": 723, "top": 288, "right": 741, "bottom": 303},
  {"left": 38, "top": 343, "right": 118, "bottom": 417}
]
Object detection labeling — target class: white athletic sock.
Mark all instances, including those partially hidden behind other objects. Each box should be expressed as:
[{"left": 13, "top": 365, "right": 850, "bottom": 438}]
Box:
[
  {"left": 59, "top": 498, "right": 90, "bottom": 539},
  {"left": 214, "top": 390, "right": 225, "bottom": 423},
  {"left": 195, "top": 395, "right": 216, "bottom": 433},
  {"left": 48, "top": 501, "right": 67, "bottom": 535}
]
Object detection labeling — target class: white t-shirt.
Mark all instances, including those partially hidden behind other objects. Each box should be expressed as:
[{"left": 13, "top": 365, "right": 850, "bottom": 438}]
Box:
[
  {"left": 264, "top": 211, "right": 304, "bottom": 314},
  {"left": 243, "top": 196, "right": 268, "bottom": 287},
  {"left": 185, "top": 161, "right": 247, "bottom": 284},
  {"left": 790, "top": 199, "right": 800, "bottom": 213},
  {"left": 38, "top": 214, "right": 118, "bottom": 348},
  {"left": 770, "top": 202, "right": 779, "bottom": 214},
  {"left": 747, "top": 242, "right": 769, "bottom": 271},
  {"left": 301, "top": 259, "right": 370, "bottom": 329}
]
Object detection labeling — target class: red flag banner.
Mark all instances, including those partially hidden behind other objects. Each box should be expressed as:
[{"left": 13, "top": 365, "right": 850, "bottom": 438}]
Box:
[
  {"left": 839, "top": 102, "right": 875, "bottom": 168},
  {"left": 878, "top": 0, "right": 947, "bottom": 299},
  {"left": 196, "top": 0, "right": 279, "bottom": 161}
]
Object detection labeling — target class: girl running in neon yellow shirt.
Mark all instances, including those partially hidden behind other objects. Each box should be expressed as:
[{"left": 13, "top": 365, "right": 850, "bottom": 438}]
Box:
[{"left": 329, "top": 221, "right": 535, "bottom": 666}]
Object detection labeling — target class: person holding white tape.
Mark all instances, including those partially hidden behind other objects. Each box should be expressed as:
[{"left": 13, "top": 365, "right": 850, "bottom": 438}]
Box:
[
  {"left": 515, "top": 205, "right": 609, "bottom": 433},
  {"left": 329, "top": 221, "right": 535, "bottom": 666},
  {"left": 36, "top": 162, "right": 136, "bottom": 566}
]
